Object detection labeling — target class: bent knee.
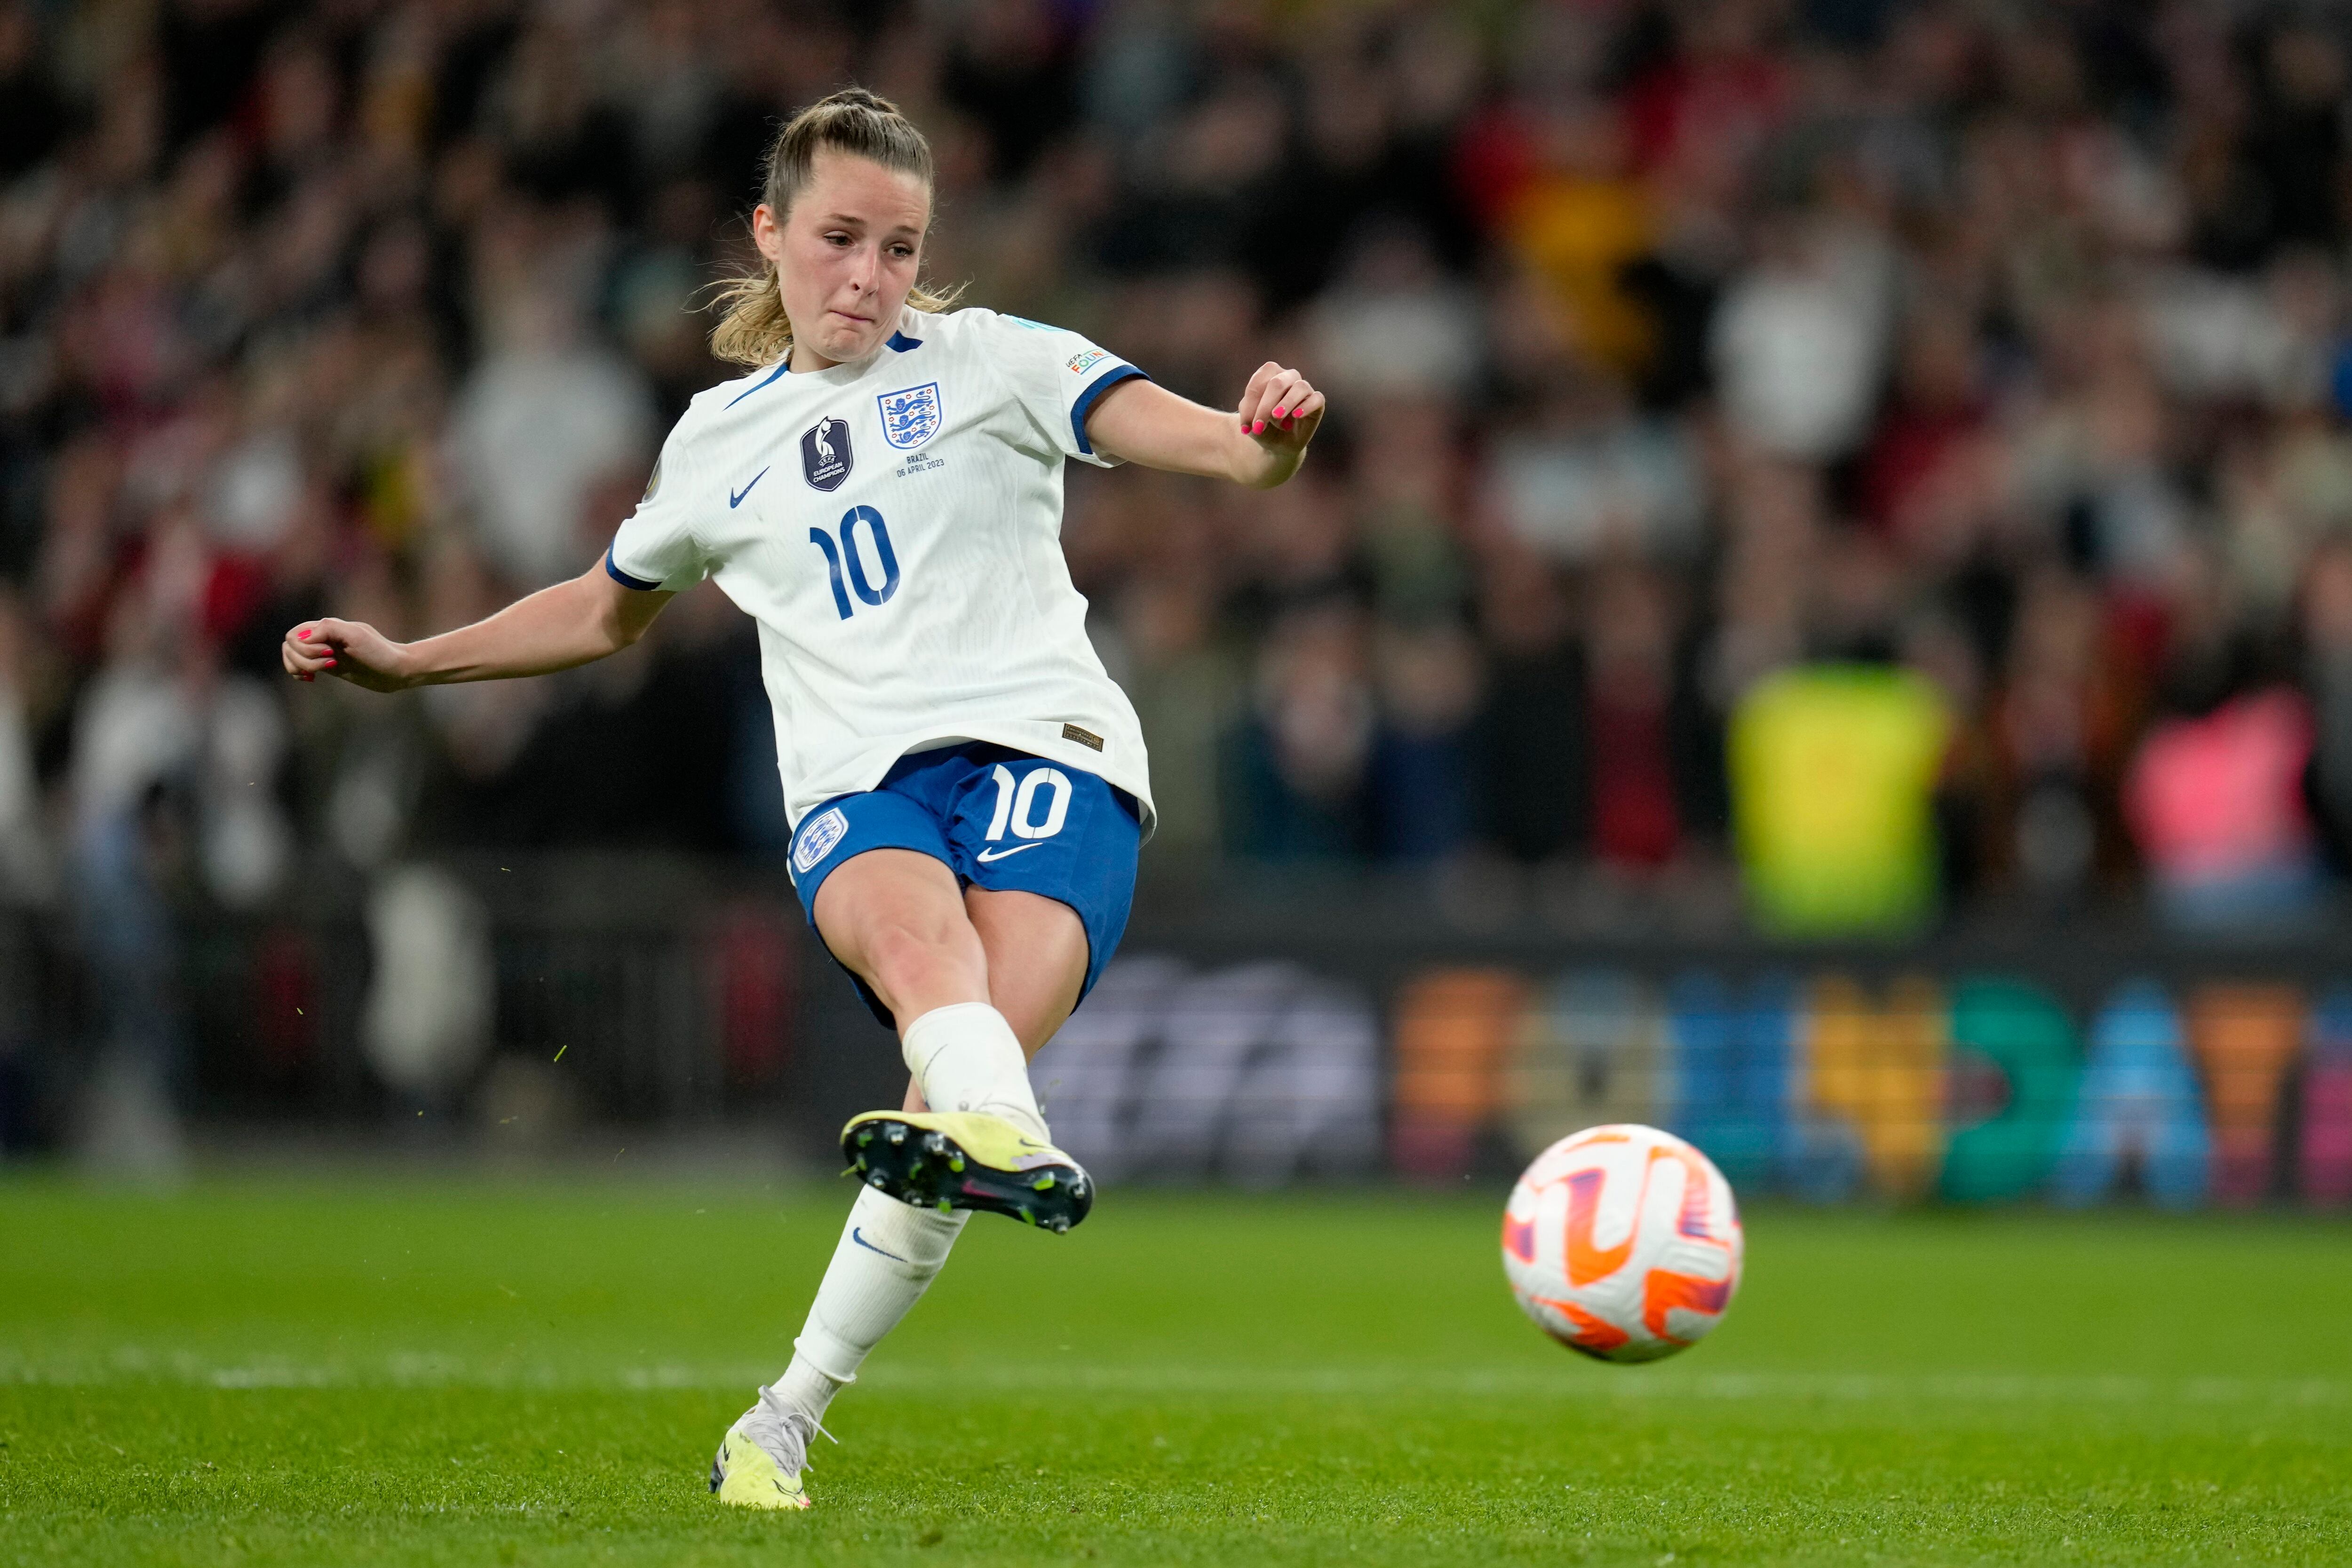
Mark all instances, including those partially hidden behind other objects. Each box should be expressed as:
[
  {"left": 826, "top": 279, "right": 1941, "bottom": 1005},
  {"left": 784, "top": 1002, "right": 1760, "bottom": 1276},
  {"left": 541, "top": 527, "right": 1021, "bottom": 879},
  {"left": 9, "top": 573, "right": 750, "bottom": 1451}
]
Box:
[
  {"left": 857, "top": 915, "right": 986, "bottom": 1009},
  {"left": 861, "top": 914, "right": 965, "bottom": 973},
  {"left": 811, "top": 850, "right": 989, "bottom": 1015}
]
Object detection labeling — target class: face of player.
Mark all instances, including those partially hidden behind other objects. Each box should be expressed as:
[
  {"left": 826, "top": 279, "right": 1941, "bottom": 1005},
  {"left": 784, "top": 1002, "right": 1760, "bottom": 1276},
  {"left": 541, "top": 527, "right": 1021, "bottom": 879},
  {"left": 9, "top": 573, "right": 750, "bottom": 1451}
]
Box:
[{"left": 755, "top": 151, "right": 931, "bottom": 371}]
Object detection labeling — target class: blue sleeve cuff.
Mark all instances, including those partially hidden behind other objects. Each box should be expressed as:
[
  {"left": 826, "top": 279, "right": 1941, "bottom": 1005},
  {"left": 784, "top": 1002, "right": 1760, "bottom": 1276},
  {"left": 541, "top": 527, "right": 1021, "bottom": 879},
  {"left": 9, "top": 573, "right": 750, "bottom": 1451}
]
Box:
[
  {"left": 1070, "top": 364, "right": 1150, "bottom": 456},
  {"left": 604, "top": 546, "right": 661, "bottom": 592}
]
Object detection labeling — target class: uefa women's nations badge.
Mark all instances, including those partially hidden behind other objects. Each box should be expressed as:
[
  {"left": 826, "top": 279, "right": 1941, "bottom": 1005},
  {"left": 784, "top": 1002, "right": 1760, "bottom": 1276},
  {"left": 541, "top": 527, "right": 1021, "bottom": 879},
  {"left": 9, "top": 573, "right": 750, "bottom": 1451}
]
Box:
[
  {"left": 791, "top": 806, "right": 850, "bottom": 877},
  {"left": 877, "top": 383, "right": 942, "bottom": 452}
]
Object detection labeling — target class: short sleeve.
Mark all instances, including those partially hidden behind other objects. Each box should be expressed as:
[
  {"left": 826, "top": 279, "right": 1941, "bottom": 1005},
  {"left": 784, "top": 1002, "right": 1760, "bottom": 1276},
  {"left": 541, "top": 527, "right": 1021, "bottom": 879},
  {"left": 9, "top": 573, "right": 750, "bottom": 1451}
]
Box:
[
  {"left": 605, "top": 420, "right": 713, "bottom": 592},
  {"left": 979, "top": 310, "right": 1152, "bottom": 470}
]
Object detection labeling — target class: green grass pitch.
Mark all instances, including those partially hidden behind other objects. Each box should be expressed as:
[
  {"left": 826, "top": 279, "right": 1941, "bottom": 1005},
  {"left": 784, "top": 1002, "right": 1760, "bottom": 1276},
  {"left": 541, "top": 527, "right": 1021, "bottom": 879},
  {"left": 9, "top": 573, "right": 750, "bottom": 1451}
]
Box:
[{"left": 2, "top": 1176, "right": 2348, "bottom": 1565}]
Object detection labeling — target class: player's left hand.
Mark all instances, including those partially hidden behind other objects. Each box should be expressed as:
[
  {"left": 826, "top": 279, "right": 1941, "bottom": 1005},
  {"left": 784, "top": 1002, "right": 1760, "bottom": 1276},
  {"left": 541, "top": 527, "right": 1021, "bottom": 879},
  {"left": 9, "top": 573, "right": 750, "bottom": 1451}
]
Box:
[{"left": 1237, "top": 361, "right": 1325, "bottom": 456}]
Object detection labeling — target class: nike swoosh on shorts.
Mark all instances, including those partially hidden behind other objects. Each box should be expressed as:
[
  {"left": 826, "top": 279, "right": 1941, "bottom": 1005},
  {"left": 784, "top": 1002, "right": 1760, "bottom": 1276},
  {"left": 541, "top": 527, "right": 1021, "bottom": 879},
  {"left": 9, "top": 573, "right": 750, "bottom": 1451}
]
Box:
[
  {"left": 974, "top": 844, "right": 1043, "bottom": 864},
  {"left": 730, "top": 467, "right": 769, "bottom": 508}
]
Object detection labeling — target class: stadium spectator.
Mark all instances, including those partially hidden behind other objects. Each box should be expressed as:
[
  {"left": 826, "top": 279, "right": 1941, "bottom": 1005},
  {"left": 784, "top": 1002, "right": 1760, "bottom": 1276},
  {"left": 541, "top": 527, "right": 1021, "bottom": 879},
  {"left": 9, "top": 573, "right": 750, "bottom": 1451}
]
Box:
[{"left": 5, "top": 0, "right": 2352, "bottom": 929}]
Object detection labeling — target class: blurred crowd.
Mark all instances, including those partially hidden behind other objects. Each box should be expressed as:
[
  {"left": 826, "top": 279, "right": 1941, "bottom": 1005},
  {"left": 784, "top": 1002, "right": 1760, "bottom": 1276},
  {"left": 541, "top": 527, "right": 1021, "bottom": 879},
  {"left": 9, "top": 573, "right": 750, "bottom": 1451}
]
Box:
[{"left": 11, "top": 0, "right": 2352, "bottom": 935}]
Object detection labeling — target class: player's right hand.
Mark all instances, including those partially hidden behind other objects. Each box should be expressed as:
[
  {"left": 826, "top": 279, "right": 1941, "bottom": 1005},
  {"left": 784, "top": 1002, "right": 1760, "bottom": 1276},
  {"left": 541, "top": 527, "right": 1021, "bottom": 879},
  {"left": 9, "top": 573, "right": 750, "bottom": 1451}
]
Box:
[{"left": 281, "top": 617, "right": 413, "bottom": 692}]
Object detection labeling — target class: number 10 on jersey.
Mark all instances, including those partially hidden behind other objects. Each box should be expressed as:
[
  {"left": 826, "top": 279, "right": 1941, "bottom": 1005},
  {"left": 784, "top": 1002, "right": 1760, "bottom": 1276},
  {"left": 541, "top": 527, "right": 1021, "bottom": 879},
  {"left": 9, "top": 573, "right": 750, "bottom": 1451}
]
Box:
[{"left": 810, "top": 506, "right": 901, "bottom": 619}]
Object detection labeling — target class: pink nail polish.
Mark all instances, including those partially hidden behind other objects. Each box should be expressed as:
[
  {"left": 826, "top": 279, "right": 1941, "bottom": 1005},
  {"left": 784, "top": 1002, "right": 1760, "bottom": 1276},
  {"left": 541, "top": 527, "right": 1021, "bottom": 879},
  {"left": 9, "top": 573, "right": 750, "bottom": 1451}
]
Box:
[
  {"left": 1274, "top": 407, "right": 1287, "bottom": 418},
  {"left": 297, "top": 629, "right": 311, "bottom": 640}
]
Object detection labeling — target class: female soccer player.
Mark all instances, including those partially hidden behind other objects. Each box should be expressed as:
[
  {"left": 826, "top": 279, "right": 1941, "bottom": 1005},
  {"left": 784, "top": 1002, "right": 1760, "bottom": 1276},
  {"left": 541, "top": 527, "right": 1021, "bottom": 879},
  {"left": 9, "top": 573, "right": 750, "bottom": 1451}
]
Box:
[{"left": 280, "top": 88, "right": 1325, "bottom": 1511}]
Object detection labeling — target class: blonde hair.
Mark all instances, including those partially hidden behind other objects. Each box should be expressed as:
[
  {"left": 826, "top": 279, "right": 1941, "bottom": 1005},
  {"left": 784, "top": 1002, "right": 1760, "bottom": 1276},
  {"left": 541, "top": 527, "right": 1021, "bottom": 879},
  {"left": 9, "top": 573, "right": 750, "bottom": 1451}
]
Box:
[{"left": 708, "top": 88, "right": 961, "bottom": 368}]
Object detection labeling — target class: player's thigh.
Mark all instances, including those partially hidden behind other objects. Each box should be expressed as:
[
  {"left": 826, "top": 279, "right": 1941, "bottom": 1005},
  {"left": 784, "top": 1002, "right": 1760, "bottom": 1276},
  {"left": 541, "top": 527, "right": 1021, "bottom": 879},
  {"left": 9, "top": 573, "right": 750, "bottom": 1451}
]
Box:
[
  {"left": 810, "top": 848, "right": 988, "bottom": 1011},
  {"left": 963, "top": 886, "right": 1089, "bottom": 1054},
  {"left": 944, "top": 754, "right": 1142, "bottom": 1042}
]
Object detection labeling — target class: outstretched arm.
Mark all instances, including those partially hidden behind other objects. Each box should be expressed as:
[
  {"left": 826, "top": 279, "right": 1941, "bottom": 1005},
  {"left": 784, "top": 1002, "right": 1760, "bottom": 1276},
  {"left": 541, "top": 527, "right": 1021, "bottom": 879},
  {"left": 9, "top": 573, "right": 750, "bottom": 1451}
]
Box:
[
  {"left": 1084, "top": 360, "right": 1325, "bottom": 489},
  {"left": 281, "top": 564, "right": 674, "bottom": 692}
]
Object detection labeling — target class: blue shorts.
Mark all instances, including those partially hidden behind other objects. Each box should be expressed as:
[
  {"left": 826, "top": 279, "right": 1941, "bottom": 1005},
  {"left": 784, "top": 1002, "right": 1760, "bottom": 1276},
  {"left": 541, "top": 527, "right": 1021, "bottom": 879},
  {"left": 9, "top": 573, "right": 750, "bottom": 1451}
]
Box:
[{"left": 787, "top": 743, "right": 1143, "bottom": 1028}]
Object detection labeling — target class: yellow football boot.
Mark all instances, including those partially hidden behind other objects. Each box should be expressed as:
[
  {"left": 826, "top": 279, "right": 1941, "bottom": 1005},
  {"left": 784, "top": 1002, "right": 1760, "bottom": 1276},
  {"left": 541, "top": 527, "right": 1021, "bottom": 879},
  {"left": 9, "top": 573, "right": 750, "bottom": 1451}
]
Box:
[
  {"left": 709, "top": 1388, "right": 826, "bottom": 1511},
  {"left": 841, "top": 1110, "right": 1095, "bottom": 1233}
]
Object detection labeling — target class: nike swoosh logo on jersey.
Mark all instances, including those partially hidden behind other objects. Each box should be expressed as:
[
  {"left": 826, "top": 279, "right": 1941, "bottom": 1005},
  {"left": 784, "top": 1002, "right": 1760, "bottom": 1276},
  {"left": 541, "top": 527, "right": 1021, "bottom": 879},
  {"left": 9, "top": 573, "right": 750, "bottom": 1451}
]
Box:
[
  {"left": 850, "top": 1227, "right": 908, "bottom": 1262},
  {"left": 975, "top": 843, "right": 1044, "bottom": 864},
  {"left": 730, "top": 467, "right": 769, "bottom": 508}
]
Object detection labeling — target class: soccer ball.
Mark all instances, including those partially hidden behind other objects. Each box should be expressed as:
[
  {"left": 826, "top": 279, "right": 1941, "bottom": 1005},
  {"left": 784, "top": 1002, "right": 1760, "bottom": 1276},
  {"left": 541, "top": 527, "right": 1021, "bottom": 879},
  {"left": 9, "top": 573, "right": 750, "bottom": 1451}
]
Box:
[{"left": 1502, "top": 1124, "right": 1743, "bottom": 1362}]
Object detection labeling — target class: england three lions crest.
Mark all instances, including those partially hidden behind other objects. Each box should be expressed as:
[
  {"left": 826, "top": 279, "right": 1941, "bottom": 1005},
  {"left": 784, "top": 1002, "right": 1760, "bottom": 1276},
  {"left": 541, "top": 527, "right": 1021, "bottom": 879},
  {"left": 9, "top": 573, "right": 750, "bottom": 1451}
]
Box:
[{"left": 877, "top": 383, "right": 942, "bottom": 451}]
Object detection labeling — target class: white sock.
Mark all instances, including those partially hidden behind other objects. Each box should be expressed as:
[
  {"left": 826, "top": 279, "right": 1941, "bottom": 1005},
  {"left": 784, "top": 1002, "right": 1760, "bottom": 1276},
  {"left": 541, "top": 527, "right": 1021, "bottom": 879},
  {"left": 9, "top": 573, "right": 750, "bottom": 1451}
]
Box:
[
  {"left": 771, "top": 1185, "right": 969, "bottom": 1421},
  {"left": 900, "top": 1002, "right": 1048, "bottom": 1140}
]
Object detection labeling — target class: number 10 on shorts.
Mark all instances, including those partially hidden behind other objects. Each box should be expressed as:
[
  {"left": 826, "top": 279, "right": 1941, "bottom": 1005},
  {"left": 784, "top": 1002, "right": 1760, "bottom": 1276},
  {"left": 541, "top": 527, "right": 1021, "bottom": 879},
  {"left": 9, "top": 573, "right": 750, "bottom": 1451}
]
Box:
[{"left": 986, "top": 764, "right": 1071, "bottom": 842}]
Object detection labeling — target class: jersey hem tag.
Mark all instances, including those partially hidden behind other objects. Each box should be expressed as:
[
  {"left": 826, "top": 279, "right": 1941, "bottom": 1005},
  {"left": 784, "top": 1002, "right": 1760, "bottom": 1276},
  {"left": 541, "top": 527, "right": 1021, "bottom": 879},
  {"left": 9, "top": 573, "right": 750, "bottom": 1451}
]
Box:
[{"left": 1061, "top": 723, "right": 1104, "bottom": 752}]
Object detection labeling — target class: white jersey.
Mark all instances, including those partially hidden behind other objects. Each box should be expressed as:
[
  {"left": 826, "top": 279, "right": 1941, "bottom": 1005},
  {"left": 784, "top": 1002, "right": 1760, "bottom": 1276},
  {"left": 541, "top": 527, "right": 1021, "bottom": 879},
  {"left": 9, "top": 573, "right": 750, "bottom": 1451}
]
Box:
[{"left": 606, "top": 305, "right": 1156, "bottom": 834}]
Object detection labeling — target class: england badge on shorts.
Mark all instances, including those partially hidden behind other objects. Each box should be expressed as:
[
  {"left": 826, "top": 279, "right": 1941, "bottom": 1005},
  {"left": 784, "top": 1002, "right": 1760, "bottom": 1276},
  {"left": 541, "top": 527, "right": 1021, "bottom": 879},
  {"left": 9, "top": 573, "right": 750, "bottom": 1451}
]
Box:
[
  {"left": 877, "top": 383, "right": 942, "bottom": 451},
  {"left": 791, "top": 806, "right": 849, "bottom": 876}
]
